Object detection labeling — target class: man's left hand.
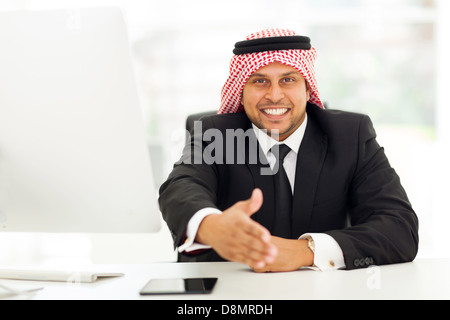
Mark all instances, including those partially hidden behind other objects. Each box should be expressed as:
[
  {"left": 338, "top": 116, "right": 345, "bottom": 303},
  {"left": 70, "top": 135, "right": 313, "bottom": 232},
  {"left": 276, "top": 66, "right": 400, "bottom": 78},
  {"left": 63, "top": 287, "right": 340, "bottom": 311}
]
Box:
[{"left": 252, "top": 237, "right": 314, "bottom": 273}]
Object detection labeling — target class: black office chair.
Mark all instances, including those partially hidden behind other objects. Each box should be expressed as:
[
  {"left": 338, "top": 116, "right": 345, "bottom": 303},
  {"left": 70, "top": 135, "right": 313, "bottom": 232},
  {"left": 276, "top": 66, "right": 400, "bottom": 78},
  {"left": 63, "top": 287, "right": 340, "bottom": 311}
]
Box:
[{"left": 186, "top": 110, "right": 216, "bottom": 133}]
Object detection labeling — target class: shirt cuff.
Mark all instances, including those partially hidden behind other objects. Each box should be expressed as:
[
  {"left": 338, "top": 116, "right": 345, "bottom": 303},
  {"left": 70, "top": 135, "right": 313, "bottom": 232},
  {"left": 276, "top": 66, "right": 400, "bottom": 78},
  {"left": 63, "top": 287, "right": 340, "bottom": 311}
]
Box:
[
  {"left": 299, "top": 233, "right": 346, "bottom": 271},
  {"left": 177, "top": 208, "right": 222, "bottom": 253}
]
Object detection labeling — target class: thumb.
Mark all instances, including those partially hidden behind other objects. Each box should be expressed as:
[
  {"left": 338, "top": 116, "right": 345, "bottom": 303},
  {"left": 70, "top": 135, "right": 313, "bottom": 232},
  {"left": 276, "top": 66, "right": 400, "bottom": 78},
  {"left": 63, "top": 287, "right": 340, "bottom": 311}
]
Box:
[{"left": 240, "top": 188, "right": 263, "bottom": 216}]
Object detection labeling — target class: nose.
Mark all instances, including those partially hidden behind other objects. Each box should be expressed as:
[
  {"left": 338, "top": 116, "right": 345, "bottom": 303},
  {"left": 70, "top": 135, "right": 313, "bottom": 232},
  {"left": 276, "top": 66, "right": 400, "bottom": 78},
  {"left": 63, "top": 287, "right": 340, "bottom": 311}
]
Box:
[{"left": 264, "top": 82, "right": 285, "bottom": 103}]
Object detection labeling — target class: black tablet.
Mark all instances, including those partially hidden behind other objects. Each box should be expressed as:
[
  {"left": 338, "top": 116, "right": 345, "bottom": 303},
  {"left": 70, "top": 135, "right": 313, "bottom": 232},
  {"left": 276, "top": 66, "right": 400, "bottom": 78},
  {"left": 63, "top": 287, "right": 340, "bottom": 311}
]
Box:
[{"left": 139, "top": 277, "right": 218, "bottom": 295}]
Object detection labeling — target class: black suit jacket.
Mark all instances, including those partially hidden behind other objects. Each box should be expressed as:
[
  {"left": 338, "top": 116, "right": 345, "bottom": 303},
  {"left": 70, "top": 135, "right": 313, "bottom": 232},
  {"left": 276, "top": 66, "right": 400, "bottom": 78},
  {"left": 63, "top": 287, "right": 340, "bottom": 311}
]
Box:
[{"left": 159, "top": 103, "right": 419, "bottom": 270}]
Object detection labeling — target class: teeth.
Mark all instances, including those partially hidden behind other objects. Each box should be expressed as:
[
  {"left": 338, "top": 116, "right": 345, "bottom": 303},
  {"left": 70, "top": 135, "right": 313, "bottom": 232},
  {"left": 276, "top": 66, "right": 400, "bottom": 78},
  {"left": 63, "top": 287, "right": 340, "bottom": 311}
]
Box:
[{"left": 263, "top": 108, "right": 288, "bottom": 115}]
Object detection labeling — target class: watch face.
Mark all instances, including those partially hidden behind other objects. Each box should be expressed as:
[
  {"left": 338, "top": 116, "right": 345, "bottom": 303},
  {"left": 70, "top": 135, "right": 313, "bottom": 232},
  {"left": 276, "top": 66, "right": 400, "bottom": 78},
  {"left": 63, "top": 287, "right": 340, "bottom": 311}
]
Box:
[{"left": 308, "top": 238, "right": 315, "bottom": 251}]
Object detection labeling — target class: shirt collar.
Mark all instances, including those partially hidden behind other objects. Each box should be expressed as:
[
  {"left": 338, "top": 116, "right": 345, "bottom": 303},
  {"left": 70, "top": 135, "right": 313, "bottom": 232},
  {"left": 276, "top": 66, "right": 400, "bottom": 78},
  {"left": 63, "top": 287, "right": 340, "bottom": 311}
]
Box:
[{"left": 252, "top": 113, "right": 308, "bottom": 155}]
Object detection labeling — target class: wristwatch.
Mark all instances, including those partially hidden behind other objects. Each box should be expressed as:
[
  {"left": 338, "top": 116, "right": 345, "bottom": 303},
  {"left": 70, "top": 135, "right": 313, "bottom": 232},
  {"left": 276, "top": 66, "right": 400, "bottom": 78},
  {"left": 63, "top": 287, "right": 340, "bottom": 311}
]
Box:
[{"left": 306, "top": 236, "right": 315, "bottom": 254}]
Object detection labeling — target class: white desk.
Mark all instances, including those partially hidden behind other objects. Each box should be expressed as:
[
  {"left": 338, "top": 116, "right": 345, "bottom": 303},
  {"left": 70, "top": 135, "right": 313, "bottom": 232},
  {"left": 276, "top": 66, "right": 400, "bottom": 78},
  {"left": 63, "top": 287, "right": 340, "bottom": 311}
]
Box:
[{"left": 0, "top": 258, "right": 449, "bottom": 300}]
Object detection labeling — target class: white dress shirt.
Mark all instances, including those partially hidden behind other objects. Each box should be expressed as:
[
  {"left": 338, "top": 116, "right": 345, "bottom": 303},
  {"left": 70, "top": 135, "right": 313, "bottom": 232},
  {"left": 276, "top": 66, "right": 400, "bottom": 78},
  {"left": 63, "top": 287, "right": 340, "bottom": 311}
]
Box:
[{"left": 178, "top": 114, "right": 346, "bottom": 271}]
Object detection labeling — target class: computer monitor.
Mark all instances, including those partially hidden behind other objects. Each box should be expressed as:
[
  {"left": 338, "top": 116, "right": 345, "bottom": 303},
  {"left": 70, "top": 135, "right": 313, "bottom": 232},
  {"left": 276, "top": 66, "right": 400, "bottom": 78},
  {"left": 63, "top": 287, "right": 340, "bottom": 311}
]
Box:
[{"left": 0, "top": 7, "right": 161, "bottom": 233}]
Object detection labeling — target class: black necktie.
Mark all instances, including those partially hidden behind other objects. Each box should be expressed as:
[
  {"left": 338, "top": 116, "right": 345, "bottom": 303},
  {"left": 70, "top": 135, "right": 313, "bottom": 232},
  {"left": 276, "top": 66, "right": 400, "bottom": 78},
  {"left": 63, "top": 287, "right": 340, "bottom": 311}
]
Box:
[{"left": 271, "top": 144, "right": 292, "bottom": 238}]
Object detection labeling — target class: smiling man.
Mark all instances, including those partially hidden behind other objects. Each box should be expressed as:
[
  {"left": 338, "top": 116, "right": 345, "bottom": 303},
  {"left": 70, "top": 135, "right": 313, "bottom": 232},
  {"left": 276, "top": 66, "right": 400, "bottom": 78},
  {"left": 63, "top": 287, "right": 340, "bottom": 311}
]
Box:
[{"left": 159, "top": 29, "right": 419, "bottom": 272}]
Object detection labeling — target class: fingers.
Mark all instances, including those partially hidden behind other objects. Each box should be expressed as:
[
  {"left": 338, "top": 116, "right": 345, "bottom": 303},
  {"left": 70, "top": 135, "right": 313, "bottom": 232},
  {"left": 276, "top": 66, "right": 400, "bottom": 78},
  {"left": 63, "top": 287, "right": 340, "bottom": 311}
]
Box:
[
  {"left": 227, "top": 244, "right": 277, "bottom": 269},
  {"left": 198, "top": 188, "right": 278, "bottom": 268},
  {"left": 238, "top": 189, "right": 277, "bottom": 266},
  {"left": 238, "top": 229, "right": 278, "bottom": 267},
  {"left": 219, "top": 216, "right": 277, "bottom": 268},
  {"left": 248, "top": 188, "right": 263, "bottom": 215},
  {"left": 236, "top": 188, "right": 263, "bottom": 217},
  {"left": 231, "top": 189, "right": 278, "bottom": 267}
]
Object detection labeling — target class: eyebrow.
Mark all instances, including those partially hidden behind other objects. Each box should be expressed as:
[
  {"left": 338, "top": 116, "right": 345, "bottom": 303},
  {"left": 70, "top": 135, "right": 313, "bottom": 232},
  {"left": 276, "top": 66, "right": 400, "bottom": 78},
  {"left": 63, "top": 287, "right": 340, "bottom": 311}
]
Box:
[{"left": 248, "top": 71, "right": 300, "bottom": 78}]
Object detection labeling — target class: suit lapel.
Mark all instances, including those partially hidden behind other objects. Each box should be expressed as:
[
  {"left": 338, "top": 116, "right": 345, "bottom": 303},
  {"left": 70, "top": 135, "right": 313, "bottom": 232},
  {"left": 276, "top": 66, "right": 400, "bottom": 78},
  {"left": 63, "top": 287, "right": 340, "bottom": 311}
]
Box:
[{"left": 291, "top": 114, "right": 328, "bottom": 238}]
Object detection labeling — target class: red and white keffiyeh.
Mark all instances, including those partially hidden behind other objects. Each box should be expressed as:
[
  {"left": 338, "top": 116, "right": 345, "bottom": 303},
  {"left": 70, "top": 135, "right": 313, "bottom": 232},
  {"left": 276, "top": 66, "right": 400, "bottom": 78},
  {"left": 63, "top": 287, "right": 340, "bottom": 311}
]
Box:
[{"left": 218, "top": 29, "right": 323, "bottom": 114}]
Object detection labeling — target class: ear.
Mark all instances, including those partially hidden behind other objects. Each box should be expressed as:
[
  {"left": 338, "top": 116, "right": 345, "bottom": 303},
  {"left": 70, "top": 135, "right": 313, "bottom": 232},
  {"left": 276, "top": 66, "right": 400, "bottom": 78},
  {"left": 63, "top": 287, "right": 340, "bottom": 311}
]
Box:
[{"left": 305, "top": 81, "right": 311, "bottom": 101}]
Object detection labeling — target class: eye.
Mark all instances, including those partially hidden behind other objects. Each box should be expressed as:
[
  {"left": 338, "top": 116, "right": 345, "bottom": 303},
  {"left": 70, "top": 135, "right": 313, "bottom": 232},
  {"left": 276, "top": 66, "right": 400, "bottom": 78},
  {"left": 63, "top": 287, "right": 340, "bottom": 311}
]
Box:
[
  {"left": 254, "top": 78, "right": 268, "bottom": 84},
  {"left": 282, "top": 77, "right": 296, "bottom": 83}
]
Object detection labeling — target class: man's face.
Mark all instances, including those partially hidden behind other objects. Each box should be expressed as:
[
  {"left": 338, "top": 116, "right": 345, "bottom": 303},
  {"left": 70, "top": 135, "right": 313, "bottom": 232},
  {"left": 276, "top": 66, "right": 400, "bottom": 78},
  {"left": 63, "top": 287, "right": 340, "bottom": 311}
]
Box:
[{"left": 241, "top": 62, "right": 310, "bottom": 141}]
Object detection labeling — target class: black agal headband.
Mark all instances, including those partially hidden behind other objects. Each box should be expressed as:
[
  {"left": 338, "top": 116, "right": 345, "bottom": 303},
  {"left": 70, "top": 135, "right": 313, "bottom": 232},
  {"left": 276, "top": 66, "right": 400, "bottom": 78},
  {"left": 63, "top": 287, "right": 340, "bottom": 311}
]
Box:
[{"left": 233, "top": 36, "right": 311, "bottom": 55}]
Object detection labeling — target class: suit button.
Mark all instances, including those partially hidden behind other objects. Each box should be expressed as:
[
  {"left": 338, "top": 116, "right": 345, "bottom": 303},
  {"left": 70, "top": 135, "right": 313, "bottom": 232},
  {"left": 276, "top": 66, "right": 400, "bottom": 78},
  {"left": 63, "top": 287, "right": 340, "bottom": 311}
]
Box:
[{"left": 354, "top": 258, "right": 360, "bottom": 267}]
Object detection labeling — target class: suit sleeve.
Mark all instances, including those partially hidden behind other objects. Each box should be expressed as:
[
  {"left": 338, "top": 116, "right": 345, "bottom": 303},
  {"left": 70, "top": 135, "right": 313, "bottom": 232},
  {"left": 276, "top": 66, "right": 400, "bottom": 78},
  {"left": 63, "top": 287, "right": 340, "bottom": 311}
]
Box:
[
  {"left": 158, "top": 117, "right": 219, "bottom": 249},
  {"left": 326, "top": 115, "right": 419, "bottom": 270}
]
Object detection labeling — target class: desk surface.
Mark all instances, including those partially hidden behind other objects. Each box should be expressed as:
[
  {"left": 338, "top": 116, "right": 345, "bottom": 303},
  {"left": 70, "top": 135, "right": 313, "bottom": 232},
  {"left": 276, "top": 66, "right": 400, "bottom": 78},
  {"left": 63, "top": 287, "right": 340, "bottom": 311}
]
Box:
[{"left": 1, "top": 258, "right": 449, "bottom": 300}]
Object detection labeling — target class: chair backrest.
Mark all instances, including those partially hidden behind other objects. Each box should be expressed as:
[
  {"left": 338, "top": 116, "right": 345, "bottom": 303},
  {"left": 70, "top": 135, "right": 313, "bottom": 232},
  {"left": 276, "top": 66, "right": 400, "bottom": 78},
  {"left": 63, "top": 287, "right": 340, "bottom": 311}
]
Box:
[{"left": 186, "top": 111, "right": 217, "bottom": 133}]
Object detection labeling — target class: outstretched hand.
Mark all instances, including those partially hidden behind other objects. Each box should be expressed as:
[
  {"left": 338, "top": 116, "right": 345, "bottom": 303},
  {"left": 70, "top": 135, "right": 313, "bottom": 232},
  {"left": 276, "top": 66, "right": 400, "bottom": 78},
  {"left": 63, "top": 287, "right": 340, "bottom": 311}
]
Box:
[{"left": 196, "top": 188, "right": 278, "bottom": 269}]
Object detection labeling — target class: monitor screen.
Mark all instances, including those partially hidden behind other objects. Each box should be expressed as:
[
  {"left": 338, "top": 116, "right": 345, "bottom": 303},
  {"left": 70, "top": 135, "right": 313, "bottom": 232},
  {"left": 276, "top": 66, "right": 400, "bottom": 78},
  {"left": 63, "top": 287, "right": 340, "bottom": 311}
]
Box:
[{"left": 0, "top": 7, "right": 161, "bottom": 233}]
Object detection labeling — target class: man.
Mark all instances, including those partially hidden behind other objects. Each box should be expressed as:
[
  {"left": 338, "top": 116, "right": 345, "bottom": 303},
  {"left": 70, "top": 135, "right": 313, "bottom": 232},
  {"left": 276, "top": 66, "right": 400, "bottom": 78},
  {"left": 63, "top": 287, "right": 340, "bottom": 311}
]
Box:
[{"left": 159, "top": 29, "right": 419, "bottom": 272}]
